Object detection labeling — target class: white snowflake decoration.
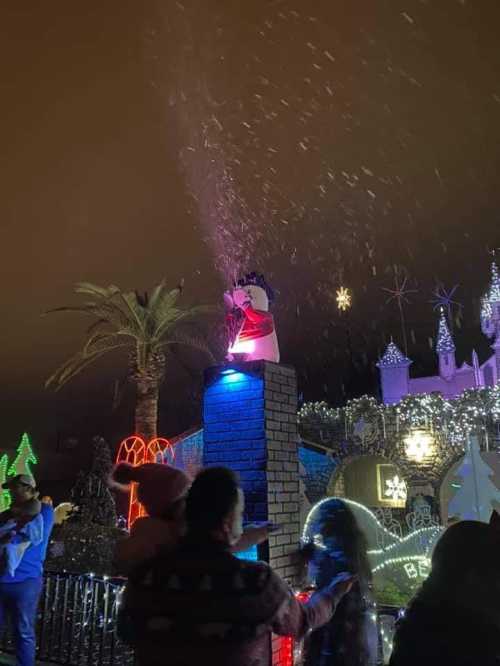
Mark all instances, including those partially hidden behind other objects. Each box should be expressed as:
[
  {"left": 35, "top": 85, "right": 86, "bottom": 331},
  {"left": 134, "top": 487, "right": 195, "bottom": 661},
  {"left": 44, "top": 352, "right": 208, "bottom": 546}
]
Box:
[{"left": 384, "top": 475, "right": 407, "bottom": 502}]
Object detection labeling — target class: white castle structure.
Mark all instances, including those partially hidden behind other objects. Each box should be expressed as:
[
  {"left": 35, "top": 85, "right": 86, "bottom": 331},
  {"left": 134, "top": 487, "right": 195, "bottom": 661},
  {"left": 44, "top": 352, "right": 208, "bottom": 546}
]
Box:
[{"left": 378, "top": 262, "right": 500, "bottom": 405}]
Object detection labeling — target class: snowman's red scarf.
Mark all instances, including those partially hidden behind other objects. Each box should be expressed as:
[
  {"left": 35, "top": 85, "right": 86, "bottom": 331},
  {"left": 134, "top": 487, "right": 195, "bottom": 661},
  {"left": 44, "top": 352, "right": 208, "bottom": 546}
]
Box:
[{"left": 236, "top": 308, "right": 275, "bottom": 342}]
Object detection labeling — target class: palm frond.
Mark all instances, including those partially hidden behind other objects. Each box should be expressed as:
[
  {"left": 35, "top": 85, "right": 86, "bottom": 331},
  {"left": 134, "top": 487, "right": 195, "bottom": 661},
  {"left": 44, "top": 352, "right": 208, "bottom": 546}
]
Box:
[
  {"left": 45, "top": 342, "right": 129, "bottom": 390},
  {"left": 45, "top": 279, "right": 215, "bottom": 395},
  {"left": 119, "top": 292, "right": 146, "bottom": 334},
  {"left": 83, "top": 332, "right": 130, "bottom": 356},
  {"left": 150, "top": 285, "right": 182, "bottom": 318},
  {"left": 148, "top": 280, "right": 168, "bottom": 309},
  {"left": 152, "top": 304, "right": 218, "bottom": 343},
  {"left": 86, "top": 318, "right": 111, "bottom": 336},
  {"left": 163, "top": 333, "right": 216, "bottom": 364},
  {"left": 42, "top": 305, "right": 97, "bottom": 317},
  {"left": 74, "top": 282, "right": 121, "bottom": 299}
]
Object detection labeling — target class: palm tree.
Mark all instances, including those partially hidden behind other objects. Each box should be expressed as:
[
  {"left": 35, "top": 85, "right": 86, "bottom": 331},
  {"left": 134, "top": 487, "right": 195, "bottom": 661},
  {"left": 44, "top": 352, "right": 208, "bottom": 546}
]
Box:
[{"left": 45, "top": 281, "right": 216, "bottom": 441}]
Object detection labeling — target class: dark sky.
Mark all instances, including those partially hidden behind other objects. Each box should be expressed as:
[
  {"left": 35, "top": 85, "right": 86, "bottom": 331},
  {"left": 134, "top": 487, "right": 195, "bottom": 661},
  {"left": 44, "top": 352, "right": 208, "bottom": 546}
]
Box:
[{"left": 1, "top": 0, "right": 500, "bottom": 473}]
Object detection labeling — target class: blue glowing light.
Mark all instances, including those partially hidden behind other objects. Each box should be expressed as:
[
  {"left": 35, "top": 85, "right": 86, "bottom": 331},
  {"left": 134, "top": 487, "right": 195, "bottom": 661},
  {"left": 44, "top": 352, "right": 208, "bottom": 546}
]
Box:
[
  {"left": 234, "top": 544, "right": 258, "bottom": 561},
  {"left": 220, "top": 370, "right": 246, "bottom": 383}
]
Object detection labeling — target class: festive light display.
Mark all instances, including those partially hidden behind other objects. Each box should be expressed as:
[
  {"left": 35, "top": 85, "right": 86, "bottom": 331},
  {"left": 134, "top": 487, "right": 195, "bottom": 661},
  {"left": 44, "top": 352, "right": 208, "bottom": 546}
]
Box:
[
  {"left": 481, "top": 261, "right": 500, "bottom": 334},
  {"left": 448, "top": 435, "right": 500, "bottom": 522},
  {"left": 225, "top": 273, "right": 280, "bottom": 363},
  {"left": 376, "top": 341, "right": 412, "bottom": 368},
  {"left": 115, "top": 435, "right": 175, "bottom": 527},
  {"left": 7, "top": 432, "right": 37, "bottom": 478},
  {"left": 381, "top": 267, "right": 418, "bottom": 356},
  {"left": 488, "top": 261, "right": 500, "bottom": 302},
  {"left": 299, "top": 383, "right": 500, "bottom": 451},
  {"left": 0, "top": 454, "right": 10, "bottom": 512},
  {"left": 371, "top": 555, "right": 431, "bottom": 576},
  {"left": 436, "top": 310, "right": 456, "bottom": 354},
  {"left": 336, "top": 286, "right": 352, "bottom": 312},
  {"left": 430, "top": 283, "right": 461, "bottom": 317},
  {"left": 278, "top": 591, "right": 313, "bottom": 666},
  {"left": 404, "top": 429, "right": 435, "bottom": 464},
  {"left": 384, "top": 475, "right": 407, "bottom": 502}
]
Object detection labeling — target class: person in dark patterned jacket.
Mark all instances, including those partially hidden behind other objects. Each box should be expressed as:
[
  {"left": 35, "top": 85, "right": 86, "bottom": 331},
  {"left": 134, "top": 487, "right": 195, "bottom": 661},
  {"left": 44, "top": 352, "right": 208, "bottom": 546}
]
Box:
[{"left": 119, "top": 467, "right": 355, "bottom": 666}]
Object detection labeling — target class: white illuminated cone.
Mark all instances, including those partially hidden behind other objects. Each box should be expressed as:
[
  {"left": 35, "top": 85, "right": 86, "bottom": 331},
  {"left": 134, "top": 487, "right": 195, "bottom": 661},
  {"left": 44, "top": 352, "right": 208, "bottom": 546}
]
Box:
[{"left": 448, "top": 435, "right": 500, "bottom": 523}]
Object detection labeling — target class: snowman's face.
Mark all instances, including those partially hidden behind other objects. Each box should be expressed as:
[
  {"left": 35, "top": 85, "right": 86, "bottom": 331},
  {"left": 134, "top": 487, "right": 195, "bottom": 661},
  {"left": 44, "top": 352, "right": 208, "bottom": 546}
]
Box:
[{"left": 232, "top": 284, "right": 269, "bottom": 311}]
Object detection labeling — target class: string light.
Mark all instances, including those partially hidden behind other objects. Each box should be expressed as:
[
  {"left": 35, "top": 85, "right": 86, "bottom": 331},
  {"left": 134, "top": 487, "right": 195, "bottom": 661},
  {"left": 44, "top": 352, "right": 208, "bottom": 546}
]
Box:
[
  {"left": 115, "top": 435, "right": 175, "bottom": 527},
  {"left": 7, "top": 432, "right": 38, "bottom": 477},
  {"left": 299, "top": 384, "right": 500, "bottom": 452},
  {"left": 372, "top": 555, "right": 431, "bottom": 575},
  {"left": 302, "top": 496, "right": 409, "bottom": 545}
]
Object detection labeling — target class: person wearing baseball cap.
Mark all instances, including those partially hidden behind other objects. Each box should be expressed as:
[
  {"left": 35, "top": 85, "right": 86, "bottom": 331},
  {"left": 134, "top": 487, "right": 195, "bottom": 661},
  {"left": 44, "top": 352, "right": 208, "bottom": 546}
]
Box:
[{"left": 0, "top": 474, "right": 54, "bottom": 666}]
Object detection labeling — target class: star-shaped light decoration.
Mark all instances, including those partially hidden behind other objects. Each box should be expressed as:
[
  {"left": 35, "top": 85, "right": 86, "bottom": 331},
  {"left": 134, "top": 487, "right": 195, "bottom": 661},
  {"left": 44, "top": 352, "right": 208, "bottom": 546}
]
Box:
[
  {"left": 382, "top": 274, "right": 418, "bottom": 306},
  {"left": 430, "top": 283, "right": 461, "bottom": 313},
  {"left": 430, "top": 283, "right": 462, "bottom": 332},
  {"left": 381, "top": 266, "right": 417, "bottom": 356},
  {"left": 384, "top": 475, "right": 407, "bottom": 502},
  {"left": 336, "top": 286, "right": 352, "bottom": 312}
]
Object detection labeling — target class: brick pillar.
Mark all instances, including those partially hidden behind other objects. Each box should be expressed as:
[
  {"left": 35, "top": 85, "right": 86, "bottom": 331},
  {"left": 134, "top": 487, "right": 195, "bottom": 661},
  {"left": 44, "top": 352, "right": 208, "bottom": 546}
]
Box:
[{"left": 203, "top": 361, "right": 300, "bottom": 665}]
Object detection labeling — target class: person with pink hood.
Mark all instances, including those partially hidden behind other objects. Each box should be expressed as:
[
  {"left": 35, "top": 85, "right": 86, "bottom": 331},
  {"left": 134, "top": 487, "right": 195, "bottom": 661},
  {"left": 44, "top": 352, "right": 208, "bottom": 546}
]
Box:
[{"left": 111, "top": 462, "right": 276, "bottom": 575}]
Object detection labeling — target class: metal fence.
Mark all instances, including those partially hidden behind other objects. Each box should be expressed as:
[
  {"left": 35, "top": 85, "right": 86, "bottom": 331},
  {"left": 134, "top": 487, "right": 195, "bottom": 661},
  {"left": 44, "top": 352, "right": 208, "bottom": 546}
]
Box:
[
  {"left": 1, "top": 571, "right": 401, "bottom": 666},
  {"left": 1, "top": 572, "right": 133, "bottom": 666}
]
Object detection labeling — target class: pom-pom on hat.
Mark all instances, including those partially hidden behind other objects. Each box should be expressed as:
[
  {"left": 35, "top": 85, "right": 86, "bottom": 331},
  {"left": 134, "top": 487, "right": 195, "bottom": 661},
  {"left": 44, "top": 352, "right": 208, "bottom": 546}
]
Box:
[{"left": 110, "top": 463, "right": 192, "bottom": 518}]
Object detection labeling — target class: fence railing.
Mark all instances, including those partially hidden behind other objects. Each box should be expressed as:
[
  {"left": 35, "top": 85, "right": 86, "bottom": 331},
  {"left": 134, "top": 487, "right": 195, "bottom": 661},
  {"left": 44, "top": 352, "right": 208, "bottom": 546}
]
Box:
[
  {"left": 1, "top": 572, "right": 133, "bottom": 666},
  {"left": 1, "top": 571, "right": 402, "bottom": 666}
]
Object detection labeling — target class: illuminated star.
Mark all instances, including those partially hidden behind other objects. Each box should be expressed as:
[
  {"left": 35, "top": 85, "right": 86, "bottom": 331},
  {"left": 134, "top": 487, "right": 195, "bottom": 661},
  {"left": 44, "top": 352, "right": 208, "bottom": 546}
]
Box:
[
  {"left": 382, "top": 274, "right": 418, "bottom": 306},
  {"left": 336, "top": 286, "right": 352, "bottom": 312},
  {"left": 430, "top": 283, "right": 461, "bottom": 313}
]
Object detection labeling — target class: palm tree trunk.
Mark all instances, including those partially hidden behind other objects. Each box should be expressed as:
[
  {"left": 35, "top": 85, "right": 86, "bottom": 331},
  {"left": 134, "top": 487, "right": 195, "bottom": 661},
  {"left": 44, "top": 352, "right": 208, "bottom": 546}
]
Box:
[{"left": 135, "top": 378, "right": 159, "bottom": 442}]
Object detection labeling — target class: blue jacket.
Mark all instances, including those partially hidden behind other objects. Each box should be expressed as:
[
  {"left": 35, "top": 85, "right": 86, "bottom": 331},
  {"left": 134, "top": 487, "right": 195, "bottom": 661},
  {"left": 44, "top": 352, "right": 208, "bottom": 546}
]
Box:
[{"left": 0, "top": 503, "right": 54, "bottom": 583}]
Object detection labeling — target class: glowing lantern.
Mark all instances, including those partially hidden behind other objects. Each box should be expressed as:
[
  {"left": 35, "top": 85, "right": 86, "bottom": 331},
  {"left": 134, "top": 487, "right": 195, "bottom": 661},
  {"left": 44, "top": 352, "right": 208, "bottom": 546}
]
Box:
[{"left": 404, "top": 429, "right": 434, "bottom": 464}]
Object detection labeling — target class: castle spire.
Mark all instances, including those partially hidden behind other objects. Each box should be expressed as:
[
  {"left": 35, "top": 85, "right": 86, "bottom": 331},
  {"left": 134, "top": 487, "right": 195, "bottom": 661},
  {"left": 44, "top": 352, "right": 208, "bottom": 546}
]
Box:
[
  {"left": 377, "top": 341, "right": 411, "bottom": 405},
  {"left": 488, "top": 261, "right": 500, "bottom": 303},
  {"left": 436, "top": 309, "right": 455, "bottom": 354},
  {"left": 481, "top": 260, "right": 500, "bottom": 340},
  {"left": 377, "top": 341, "right": 411, "bottom": 368}
]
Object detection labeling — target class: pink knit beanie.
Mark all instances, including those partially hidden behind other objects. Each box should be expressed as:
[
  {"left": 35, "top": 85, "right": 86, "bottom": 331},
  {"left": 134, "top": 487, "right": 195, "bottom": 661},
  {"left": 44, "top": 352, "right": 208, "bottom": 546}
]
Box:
[{"left": 111, "top": 463, "right": 192, "bottom": 518}]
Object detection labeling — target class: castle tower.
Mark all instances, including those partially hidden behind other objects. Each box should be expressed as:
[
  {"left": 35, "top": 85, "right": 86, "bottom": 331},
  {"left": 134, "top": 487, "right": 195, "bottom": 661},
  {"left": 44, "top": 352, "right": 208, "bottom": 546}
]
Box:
[
  {"left": 377, "top": 341, "right": 412, "bottom": 405},
  {"left": 481, "top": 261, "right": 500, "bottom": 379},
  {"left": 436, "top": 309, "right": 456, "bottom": 380}
]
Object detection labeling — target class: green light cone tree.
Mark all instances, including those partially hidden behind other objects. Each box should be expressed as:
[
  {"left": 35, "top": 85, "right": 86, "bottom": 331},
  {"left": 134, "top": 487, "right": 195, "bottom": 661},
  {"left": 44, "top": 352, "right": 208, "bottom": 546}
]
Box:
[
  {"left": 0, "top": 454, "right": 10, "bottom": 512},
  {"left": 8, "top": 433, "right": 37, "bottom": 478}
]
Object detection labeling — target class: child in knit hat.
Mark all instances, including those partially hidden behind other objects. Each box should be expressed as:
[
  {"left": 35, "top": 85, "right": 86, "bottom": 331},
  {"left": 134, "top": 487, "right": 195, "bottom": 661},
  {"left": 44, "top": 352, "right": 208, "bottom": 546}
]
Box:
[{"left": 111, "top": 463, "right": 276, "bottom": 575}]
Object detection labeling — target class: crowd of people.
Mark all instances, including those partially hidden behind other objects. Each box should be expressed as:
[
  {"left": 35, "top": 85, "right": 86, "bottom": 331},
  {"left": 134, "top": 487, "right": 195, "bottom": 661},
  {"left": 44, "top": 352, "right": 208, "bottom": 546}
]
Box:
[{"left": 0, "top": 463, "right": 499, "bottom": 666}]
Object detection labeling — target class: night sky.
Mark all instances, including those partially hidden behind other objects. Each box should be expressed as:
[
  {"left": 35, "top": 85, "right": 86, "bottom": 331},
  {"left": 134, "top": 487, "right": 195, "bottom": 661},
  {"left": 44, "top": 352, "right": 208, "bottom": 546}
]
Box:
[{"left": 2, "top": 1, "right": 500, "bottom": 476}]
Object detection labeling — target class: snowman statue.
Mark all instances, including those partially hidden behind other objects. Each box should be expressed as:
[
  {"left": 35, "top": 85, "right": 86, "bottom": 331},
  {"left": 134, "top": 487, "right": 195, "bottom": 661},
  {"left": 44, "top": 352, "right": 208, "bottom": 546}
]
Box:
[{"left": 225, "top": 272, "right": 280, "bottom": 363}]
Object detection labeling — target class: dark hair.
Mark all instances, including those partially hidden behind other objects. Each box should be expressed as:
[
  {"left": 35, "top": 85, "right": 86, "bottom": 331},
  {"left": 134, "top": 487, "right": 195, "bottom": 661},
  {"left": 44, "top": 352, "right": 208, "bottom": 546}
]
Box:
[
  {"left": 185, "top": 467, "right": 240, "bottom": 534},
  {"left": 302, "top": 499, "right": 374, "bottom": 666}
]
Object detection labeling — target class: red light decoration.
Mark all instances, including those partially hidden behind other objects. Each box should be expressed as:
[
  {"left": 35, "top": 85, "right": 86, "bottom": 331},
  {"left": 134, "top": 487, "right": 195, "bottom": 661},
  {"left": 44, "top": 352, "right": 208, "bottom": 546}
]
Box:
[
  {"left": 278, "top": 637, "right": 293, "bottom": 666},
  {"left": 146, "top": 437, "right": 175, "bottom": 464},
  {"left": 276, "top": 590, "right": 312, "bottom": 666},
  {"left": 115, "top": 435, "right": 175, "bottom": 528}
]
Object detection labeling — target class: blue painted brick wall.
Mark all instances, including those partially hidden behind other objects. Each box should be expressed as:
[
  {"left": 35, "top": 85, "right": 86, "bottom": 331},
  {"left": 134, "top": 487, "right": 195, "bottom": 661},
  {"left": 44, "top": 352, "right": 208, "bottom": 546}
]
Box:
[{"left": 203, "top": 370, "right": 268, "bottom": 522}]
